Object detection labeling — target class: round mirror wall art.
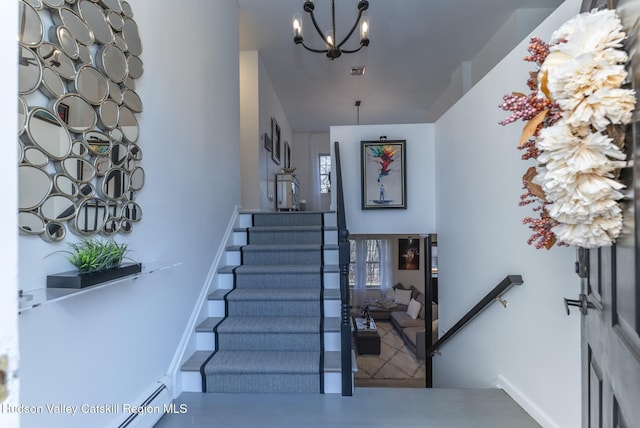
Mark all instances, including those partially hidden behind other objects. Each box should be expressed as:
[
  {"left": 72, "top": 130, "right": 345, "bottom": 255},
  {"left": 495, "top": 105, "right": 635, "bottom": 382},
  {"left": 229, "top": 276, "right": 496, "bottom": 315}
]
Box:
[{"left": 17, "top": 0, "right": 144, "bottom": 241}]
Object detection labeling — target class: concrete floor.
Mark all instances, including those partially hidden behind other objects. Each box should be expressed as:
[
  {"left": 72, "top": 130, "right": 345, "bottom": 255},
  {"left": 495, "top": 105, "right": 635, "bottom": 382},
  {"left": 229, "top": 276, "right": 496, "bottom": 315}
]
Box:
[{"left": 154, "top": 388, "right": 541, "bottom": 428}]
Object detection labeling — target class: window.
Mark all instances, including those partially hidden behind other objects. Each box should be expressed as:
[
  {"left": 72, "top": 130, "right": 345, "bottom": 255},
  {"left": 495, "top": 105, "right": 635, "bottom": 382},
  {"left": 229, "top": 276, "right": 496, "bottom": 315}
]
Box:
[
  {"left": 349, "top": 239, "right": 381, "bottom": 288},
  {"left": 319, "top": 154, "right": 331, "bottom": 193}
]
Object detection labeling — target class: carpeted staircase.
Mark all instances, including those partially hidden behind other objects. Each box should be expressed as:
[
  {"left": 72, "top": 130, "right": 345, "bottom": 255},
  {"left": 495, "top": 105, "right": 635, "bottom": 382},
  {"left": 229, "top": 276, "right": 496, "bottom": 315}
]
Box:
[{"left": 182, "top": 211, "right": 340, "bottom": 393}]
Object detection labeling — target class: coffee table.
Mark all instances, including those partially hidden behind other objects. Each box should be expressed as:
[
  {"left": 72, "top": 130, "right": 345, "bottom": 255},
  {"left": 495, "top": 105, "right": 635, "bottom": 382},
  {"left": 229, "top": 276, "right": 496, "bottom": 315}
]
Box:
[{"left": 352, "top": 317, "right": 381, "bottom": 355}]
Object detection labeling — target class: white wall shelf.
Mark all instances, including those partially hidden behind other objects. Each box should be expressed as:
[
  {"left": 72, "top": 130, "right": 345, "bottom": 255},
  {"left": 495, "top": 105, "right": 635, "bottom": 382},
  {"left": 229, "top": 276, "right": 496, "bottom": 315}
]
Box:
[{"left": 18, "top": 261, "right": 182, "bottom": 314}]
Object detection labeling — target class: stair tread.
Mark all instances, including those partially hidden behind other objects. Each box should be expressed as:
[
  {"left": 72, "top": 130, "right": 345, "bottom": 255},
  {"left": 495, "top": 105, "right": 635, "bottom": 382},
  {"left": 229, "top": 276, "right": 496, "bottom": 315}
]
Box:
[
  {"left": 249, "top": 225, "right": 323, "bottom": 232},
  {"left": 196, "top": 317, "right": 224, "bottom": 332},
  {"left": 218, "top": 264, "right": 336, "bottom": 274},
  {"left": 204, "top": 350, "right": 320, "bottom": 374},
  {"left": 324, "top": 289, "right": 340, "bottom": 300},
  {"left": 208, "top": 289, "right": 232, "bottom": 300},
  {"left": 226, "top": 288, "right": 320, "bottom": 301},
  {"left": 324, "top": 351, "right": 342, "bottom": 372},
  {"left": 235, "top": 265, "right": 322, "bottom": 274},
  {"left": 181, "top": 351, "right": 212, "bottom": 372},
  {"left": 324, "top": 317, "right": 340, "bottom": 332},
  {"left": 242, "top": 244, "right": 322, "bottom": 251},
  {"left": 217, "top": 316, "right": 320, "bottom": 333}
]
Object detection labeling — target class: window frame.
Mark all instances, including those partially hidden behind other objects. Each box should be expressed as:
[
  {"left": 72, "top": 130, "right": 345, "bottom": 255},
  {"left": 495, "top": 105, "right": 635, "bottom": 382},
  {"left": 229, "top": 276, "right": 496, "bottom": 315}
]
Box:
[{"left": 319, "top": 153, "right": 331, "bottom": 194}]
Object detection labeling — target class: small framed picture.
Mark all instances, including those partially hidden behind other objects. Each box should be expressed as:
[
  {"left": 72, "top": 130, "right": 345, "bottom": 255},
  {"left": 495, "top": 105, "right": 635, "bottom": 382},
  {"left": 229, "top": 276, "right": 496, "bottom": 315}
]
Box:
[
  {"left": 398, "top": 238, "right": 420, "bottom": 270},
  {"left": 271, "top": 117, "right": 281, "bottom": 165}
]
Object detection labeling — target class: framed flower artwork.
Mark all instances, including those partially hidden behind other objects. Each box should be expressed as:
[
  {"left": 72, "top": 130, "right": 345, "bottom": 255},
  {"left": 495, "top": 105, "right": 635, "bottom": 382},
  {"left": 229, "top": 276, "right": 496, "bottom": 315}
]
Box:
[{"left": 361, "top": 139, "right": 406, "bottom": 209}]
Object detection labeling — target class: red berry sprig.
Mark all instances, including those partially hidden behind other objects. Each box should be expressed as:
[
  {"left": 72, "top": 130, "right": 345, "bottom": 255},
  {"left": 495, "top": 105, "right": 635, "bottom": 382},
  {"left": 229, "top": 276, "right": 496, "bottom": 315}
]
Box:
[
  {"left": 498, "top": 91, "right": 552, "bottom": 125},
  {"left": 522, "top": 207, "right": 558, "bottom": 249},
  {"left": 524, "top": 37, "right": 550, "bottom": 64}
]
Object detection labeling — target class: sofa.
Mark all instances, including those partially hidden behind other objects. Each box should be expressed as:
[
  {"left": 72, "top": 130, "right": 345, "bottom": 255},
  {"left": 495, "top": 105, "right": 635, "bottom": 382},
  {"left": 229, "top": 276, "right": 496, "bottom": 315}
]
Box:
[{"left": 363, "top": 282, "right": 438, "bottom": 360}]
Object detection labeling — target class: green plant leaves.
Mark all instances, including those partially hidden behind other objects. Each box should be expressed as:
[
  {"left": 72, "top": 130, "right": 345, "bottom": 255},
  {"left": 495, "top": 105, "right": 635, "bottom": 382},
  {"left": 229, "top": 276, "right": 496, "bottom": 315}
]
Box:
[{"left": 64, "top": 238, "right": 131, "bottom": 273}]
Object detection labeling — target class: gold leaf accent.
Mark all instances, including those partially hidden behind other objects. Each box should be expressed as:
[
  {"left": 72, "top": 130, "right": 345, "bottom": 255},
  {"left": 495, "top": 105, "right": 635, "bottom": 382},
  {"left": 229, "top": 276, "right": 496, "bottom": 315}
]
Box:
[
  {"left": 539, "top": 70, "right": 551, "bottom": 101},
  {"left": 512, "top": 92, "right": 527, "bottom": 98},
  {"left": 523, "top": 166, "right": 546, "bottom": 201},
  {"left": 520, "top": 110, "right": 548, "bottom": 147},
  {"left": 544, "top": 234, "right": 557, "bottom": 250}
]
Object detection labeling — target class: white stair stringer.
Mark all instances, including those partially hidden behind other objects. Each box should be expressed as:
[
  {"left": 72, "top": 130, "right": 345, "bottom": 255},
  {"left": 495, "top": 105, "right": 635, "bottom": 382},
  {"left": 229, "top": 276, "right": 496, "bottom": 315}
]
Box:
[{"left": 168, "top": 207, "right": 242, "bottom": 396}]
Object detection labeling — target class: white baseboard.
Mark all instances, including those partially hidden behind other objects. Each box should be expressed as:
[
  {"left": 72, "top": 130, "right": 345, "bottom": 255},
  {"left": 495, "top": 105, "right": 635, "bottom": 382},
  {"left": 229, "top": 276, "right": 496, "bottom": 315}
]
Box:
[{"left": 491, "top": 374, "right": 560, "bottom": 428}]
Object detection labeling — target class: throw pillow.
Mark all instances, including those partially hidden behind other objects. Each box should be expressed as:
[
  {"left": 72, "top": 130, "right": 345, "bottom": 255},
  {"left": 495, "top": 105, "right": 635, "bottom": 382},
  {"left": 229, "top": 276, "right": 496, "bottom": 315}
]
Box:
[
  {"left": 385, "top": 287, "right": 395, "bottom": 301},
  {"left": 394, "top": 288, "right": 412, "bottom": 306},
  {"left": 407, "top": 298, "right": 422, "bottom": 319},
  {"left": 393, "top": 282, "right": 406, "bottom": 290}
]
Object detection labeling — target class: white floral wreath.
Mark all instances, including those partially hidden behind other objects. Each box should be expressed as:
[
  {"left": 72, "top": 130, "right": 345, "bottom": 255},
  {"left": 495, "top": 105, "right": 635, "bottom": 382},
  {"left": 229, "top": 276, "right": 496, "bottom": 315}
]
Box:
[{"left": 500, "top": 8, "right": 635, "bottom": 249}]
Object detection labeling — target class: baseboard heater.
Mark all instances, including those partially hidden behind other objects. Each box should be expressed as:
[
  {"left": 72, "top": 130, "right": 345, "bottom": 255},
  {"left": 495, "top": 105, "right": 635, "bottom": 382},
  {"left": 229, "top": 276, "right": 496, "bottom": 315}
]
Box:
[{"left": 117, "top": 377, "right": 172, "bottom": 428}]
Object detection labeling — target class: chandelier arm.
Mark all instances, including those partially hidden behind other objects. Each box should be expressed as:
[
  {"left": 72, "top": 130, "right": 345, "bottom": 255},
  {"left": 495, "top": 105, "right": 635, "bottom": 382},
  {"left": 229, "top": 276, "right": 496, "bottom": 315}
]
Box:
[
  {"left": 307, "top": 9, "right": 332, "bottom": 46},
  {"left": 336, "top": 9, "right": 364, "bottom": 48},
  {"left": 300, "top": 41, "right": 329, "bottom": 54},
  {"left": 331, "top": 0, "right": 337, "bottom": 45},
  {"left": 339, "top": 43, "right": 365, "bottom": 54}
]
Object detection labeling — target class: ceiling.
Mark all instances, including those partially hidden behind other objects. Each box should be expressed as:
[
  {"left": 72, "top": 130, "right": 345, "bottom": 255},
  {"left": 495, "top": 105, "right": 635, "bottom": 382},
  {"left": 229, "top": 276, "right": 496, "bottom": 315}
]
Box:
[{"left": 238, "top": 0, "right": 565, "bottom": 133}]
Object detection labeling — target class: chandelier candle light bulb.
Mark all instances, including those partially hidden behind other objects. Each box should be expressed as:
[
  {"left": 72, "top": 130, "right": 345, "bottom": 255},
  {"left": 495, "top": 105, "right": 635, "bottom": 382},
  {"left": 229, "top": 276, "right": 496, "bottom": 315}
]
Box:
[{"left": 293, "top": 12, "right": 302, "bottom": 38}]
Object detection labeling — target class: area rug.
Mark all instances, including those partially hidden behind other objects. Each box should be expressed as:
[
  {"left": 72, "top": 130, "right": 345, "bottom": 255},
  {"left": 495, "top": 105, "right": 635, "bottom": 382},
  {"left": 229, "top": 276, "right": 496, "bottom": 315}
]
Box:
[{"left": 354, "top": 321, "right": 426, "bottom": 388}]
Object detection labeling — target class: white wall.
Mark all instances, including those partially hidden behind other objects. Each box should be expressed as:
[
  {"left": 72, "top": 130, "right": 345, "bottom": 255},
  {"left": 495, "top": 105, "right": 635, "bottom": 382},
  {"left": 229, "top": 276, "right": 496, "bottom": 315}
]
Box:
[
  {"left": 330, "top": 124, "right": 436, "bottom": 235},
  {"left": 240, "top": 51, "right": 261, "bottom": 211},
  {"left": 1, "top": 1, "right": 19, "bottom": 427},
  {"left": 240, "top": 51, "right": 293, "bottom": 211},
  {"left": 17, "top": 2, "right": 241, "bottom": 427},
  {"left": 434, "top": 1, "right": 581, "bottom": 428},
  {"left": 291, "top": 132, "right": 330, "bottom": 212},
  {"left": 428, "top": 7, "right": 556, "bottom": 122}
]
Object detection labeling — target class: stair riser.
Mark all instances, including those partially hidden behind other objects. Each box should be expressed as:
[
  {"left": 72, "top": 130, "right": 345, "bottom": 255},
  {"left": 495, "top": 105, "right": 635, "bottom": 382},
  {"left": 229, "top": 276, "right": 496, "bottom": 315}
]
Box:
[
  {"left": 196, "top": 332, "right": 216, "bottom": 351},
  {"left": 324, "top": 332, "right": 340, "bottom": 351},
  {"left": 242, "top": 250, "right": 321, "bottom": 265},
  {"left": 248, "top": 231, "right": 323, "bottom": 245},
  {"left": 323, "top": 229, "right": 337, "bottom": 244},
  {"left": 227, "top": 301, "right": 320, "bottom": 317},
  {"left": 252, "top": 213, "right": 323, "bottom": 227},
  {"left": 324, "top": 271, "right": 339, "bottom": 289},
  {"left": 233, "top": 230, "right": 247, "bottom": 245},
  {"left": 217, "top": 333, "right": 321, "bottom": 351},
  {"left": 206, "top": 374, "right": 319, "bottom": 393},
  {"left": 181, "top": 372, "right": 203, "bottom": 393},
  {"left": 235, "top": 273, "right": 321, "bottom": 289},
  {"left": 324, "top": 300, "right": 340, "bottom": 317}
]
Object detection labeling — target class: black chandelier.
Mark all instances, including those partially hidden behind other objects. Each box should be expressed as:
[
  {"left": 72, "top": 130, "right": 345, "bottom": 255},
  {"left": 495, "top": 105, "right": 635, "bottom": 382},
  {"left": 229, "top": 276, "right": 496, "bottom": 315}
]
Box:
[{"left": 292, "top": 0, "right": 370, "bottom": 60}]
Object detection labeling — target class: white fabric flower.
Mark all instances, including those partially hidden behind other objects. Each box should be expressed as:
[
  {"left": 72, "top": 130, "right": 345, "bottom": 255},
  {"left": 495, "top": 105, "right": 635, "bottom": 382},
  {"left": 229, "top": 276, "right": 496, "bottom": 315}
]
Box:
[
  {"left": 562, "top": 87, "right": 636, "bottom": 130},
  {"left": 550, "top": 9, "right": 626, "bottom": 59}
]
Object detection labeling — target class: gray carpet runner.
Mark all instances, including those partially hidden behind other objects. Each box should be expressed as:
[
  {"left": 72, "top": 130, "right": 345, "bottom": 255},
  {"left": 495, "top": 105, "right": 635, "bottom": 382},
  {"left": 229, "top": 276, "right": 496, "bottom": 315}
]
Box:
[{"left": 203, "top": 212, "right": 325, "bottom": 393}]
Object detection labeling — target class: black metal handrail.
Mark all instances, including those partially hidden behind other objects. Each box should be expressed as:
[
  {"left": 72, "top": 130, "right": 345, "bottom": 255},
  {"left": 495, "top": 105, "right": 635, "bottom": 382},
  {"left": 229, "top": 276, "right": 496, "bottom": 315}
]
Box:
[
  {"left": 426, "top": 275, "right": 524, "bottom": 357},
  {"left": 334, "top": 141, "right": 352, "bottom": 396}
]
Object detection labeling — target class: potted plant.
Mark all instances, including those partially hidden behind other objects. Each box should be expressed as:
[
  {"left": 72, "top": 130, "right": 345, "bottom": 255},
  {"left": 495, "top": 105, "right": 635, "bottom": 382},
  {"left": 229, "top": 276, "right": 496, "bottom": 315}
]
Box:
[{"left": 47, "top": 238, "right": 141, "bottom": 289}]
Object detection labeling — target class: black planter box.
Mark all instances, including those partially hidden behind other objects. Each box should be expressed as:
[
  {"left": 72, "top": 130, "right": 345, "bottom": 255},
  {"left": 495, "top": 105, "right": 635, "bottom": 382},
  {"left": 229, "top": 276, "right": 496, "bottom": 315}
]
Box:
[{"left": 47, "top": 263, "right": 142, "bottom": 289}]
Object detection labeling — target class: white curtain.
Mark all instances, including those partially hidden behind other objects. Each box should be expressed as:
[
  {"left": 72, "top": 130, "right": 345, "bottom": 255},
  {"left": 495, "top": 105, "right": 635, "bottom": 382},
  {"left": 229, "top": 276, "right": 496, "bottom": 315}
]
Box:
[
  {"left": 353, "top": 238, "right": 367, "bottom": 308},
  {"left": 379, "top": 238, "right": 392, "bottom": 294}
]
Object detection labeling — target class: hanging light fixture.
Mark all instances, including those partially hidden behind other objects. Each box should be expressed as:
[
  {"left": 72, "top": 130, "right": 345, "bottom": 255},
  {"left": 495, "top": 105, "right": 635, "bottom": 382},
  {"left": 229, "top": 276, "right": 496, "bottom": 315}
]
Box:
[{"left": 292, "top": 0, "right": 370, "bottom": 60}]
